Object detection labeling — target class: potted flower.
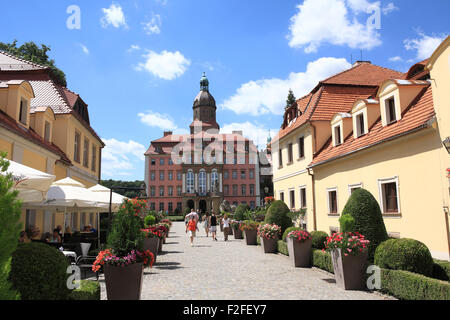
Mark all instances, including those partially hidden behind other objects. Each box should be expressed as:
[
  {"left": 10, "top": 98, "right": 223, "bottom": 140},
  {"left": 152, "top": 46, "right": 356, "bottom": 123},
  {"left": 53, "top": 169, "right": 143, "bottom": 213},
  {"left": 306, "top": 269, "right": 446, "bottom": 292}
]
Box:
[
  {"left": 154, "top": 224, "right": 168, "bottom": 252},
  {"left": 141, "top": 227, "right": 162, "bottom": 263},
  {"left": 231, "top": 220, "right": 243, "bottom": 239},
  {"left": 93, "top": 199, "right": 154, "bottom": 300},
  {"left": 324, "top": 232, "right": 370, "bottom": 290},
  {"left": 287, "top": 230, "right": 312, "bottom": 267},
  {"left": 258, "top": 224, "right": 281, "bottom": 253},
  {"left": 240, "top": 220, "right": 259, "bottom": 245}
]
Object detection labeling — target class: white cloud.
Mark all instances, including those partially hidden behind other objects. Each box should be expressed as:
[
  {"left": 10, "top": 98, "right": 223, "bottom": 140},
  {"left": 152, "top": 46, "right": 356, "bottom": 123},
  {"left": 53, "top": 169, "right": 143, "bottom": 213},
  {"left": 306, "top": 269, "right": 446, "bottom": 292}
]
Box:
[
  {"left": 382, "top": 2, "right": 399, "bottom": 15},
  {"left": 389, "top": 56, "right": 403, "bottom": 62},
  {"left": 80, "top": 44, "right": 89, "bottom": 55},
  {"left": 221, "top": 57, "right": 351, "bottom": 116},
  {"left": 221, "top": 122, "right": 277, "bottom": 149},
  {"left": 142, "top": 14, "right": 162, "bottom": 35},
  {"left": 155, "top": 0, "right": 168, "bottom": 5},
  {"left": 101, "top": 138, "right": 146, "bottom": 177},
  {"left": 138, "top": 111, "right": 178, "bottom": 131},
  {"left": 136, "top": 50, "right": 191, "bottom": 80},
  {"left": 127, "top": 45, "right": 141, "bottom": 53},
  {"left": 288, "top": 0, "right": 382, "bottom": 53},
  {"left": 101, "top": 3, "right": 128, "bottom": 29},
  {"left": 404, "top": 32, "right": 446, "bottom": 60}
]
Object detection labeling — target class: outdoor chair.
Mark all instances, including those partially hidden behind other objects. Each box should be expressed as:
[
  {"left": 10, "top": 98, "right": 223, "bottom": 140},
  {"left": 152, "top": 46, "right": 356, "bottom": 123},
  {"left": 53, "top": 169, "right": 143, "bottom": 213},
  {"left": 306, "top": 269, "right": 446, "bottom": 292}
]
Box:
[{"left": 75, "top": 255, "right": 99, "bottom": 281}]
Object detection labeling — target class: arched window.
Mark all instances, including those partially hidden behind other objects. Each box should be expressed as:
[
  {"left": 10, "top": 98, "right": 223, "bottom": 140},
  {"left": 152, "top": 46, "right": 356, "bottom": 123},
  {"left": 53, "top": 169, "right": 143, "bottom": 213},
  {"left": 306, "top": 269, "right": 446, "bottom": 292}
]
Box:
[
  {"left": 186, "top": 170, "right": 194, "bottom": 194},
  {"left": 211, "top": 169, "right": 218, "bottom": 192},
  {"left": 199, "top": 170, "right": 206, "bottom": 194}
]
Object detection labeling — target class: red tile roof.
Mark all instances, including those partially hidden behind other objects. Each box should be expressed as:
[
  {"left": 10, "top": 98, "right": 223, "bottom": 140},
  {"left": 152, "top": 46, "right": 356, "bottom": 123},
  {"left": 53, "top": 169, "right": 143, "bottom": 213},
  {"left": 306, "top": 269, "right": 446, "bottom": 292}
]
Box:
[{"left": 309, "top": 85, "right": 434, "bottom": 167}]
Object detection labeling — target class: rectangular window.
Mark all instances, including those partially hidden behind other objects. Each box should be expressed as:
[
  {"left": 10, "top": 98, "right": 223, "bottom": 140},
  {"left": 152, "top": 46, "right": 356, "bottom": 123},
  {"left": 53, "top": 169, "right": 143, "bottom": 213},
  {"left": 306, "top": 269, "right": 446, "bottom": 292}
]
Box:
[
  {"left": 328, "top": 189, "right": 338, "bottom": 214},
  {"left": 280, "top": 192, "right": 284, "bottom": 202},
  {"left": 288, "top": 143, "right": 293, "bottom": 163},
  {"left": 177, "top": 202, "right": 182, "bottom": 211},
  {"left": 356, "top": 113, "right": 365, "bottom": 137},
  {"left": 381, "top": 181, "right": 399, "bottom": 213},
  {"left": 249, "top": 184, "right": 255, "bottom": 196},
  {"left": 19, "top": 99, "right": 28, "bottom": 125},
  {"left": 300, "top": 187, "right": 307, "bottom": 208},
  {"left": 168, "top": 186, "right": 173, "bottom": 196},
  {"left": 168, "top": 202, "right": 173, "bottom": 213},
  {"left": 83, "top": 138, "right": 89, "bottom": 167},
  {"left": 386, "top": 97, "right": 396, "bottom": 124},
  {"left": 241, "top": 185, "right": 246, "bottom": 196},
  {"left": 159, "top": 186, "right": 164, "bottom": 196},
  {"left": 232, "top": 185, "right": 238, "bottom": 196},
  {"left": 232, "top": 170, "right": 237, "bottom": 179},
  {"left": 177, "top": 171, "right": 182, "bottom": 180},
  {"left": 168, "top": 158, "right": 173, "bottom": 165},
  {"left": 241, "top": 170, "right": 246, "bottom": 179},
  {"left": 151, "top": 171, "right": 156, "bottom": 181},
  {"left": 249, "top": 170, "right": 254, "bottom": 179},
  {"left": 44, "top": 121, "right": 51, "bottom": 142},
  {"left": 250, "top": 201, "right": 255, "bottom": 209},
  {"left": 224, "top": 185, "right": 229, "bottom": 196},
  {"left": 150, "top": 186, "right": 156, "bottom": 197},
  {"left": 278, "top": 148, "right": 283, "bottom": 167},
  {"left": 150, "top": 203, "right": 156, "bottom": 211},
  {"left": 334, "top": 126, "right": 341, "bottom": 146},
  {"left": 159, "top": 203, "right": 165, "bottom": 212},
  {"left": 298, "top": 137, "right": 305, "bottom": 158},
  {"left": 224, "top": 170, "right": 229, "bottom": 179},
  {"left": 151, "top": 159, "right": 156, "bottom": 166},
  {"left": 177, "top": 186, "right": 182, "bottom": 196},
  {"left": 168, "top": 171, "right": 173, "bottom": 181},
  {"left": 91, "top": 145, "right": 97, "bottom": 172},
  {"left": 290, "top": 190, "right": 295, "bottom": 209},
  {"left": 160, "top": 158, "right": 165, "bottom": 165},
  {"left": 74, "top": 131, "right": 81, "bottom": 163},
  {"left": 160, "top": 171, "right": 165, "bottom": 181}
]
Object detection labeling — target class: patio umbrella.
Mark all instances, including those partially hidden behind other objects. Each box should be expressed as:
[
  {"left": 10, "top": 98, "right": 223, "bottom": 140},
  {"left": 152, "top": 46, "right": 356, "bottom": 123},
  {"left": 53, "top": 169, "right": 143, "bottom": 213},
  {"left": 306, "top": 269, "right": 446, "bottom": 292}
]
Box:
[
  {"left": 0, "top": 159, "right": 55, "bottom": 202},
  {"left": 87, "top": 184, "right": 127, "bottom": 213}
]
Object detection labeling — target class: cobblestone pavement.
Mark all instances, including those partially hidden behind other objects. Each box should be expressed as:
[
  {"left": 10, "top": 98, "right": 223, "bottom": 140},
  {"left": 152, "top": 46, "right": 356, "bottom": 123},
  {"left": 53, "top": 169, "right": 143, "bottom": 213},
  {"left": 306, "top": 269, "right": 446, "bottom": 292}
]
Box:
[{"left": 98, "top": 221, "right": 390, "bottom": 300}]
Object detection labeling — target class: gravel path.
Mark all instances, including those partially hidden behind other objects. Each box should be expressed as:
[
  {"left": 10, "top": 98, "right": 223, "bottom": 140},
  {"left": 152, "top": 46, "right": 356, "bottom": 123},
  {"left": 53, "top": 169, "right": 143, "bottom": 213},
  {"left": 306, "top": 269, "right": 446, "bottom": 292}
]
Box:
[{"left": 99, "top": 221, "right": 389, "bottom": 300}]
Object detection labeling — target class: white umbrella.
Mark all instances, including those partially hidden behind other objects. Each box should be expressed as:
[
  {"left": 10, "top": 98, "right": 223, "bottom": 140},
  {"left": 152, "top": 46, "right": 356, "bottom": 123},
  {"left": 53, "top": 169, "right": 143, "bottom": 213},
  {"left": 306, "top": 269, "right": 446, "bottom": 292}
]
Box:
[
  {"left": 88, "top": 184, "right": 127, "bottom": 213},
  {"left": 1, "top": 160, "right": 55, "bottom": 202}
]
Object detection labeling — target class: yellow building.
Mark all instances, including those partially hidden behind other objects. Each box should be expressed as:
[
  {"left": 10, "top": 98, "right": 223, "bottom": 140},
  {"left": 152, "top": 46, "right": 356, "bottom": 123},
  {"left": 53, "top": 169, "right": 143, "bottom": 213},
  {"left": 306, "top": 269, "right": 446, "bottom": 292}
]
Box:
[{"left": 0, "top": 51, "right": 105, "bottom": 235}]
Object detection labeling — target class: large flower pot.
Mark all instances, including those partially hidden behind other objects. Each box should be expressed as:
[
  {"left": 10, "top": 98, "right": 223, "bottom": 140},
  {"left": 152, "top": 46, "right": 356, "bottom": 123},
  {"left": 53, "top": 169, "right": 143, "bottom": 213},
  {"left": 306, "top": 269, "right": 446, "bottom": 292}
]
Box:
[
  {"left": 143, "top": 237, "right": 159, "bottom": 263},
  {"left": 158, "top": 238, "right": 163, "bottom": 253},
  {"left": 228, "top": 226, "right": 233, "bottom": 236},
  {"left": 104, "top": 262, "right": 144, "bottom": 300},
  {"left": 287, "top": 238, "right": 312, "bottom": 267},
  {"left": 331, "top": 249, "right": 368, "bottom": 290},
  {"left": 163, "top": 236, "right": 167, "bottom": 244},
  {"left": 233, "top": 226, "right": 243, "bottom": 239},
  {"left": 261, "top": 237, "right": 278, "bottom": 253},
  {"left": 244, "top": 229, "right": 257, "bottom": 245}
]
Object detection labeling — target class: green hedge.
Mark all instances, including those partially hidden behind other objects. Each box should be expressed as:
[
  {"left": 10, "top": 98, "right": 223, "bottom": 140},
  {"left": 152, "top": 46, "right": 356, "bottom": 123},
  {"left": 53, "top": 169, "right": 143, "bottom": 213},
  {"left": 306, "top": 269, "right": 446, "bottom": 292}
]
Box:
[
  {"left": 256, "top": 236, "right": 261, "bottom": 246},
  {"left": 167, "top": 216, "right": 185, "bottom": 222},
  {"left": 282, "top": 227, "right": 303, "bottom": 242},
  {"left": 312, "top": 250, "right": 334, "bottom": 274},
  {"left": 432, "top": 260, "right": 450, "bottom": 282},
  {"left": 311, "top": 231, "right": 328, "bottom": 250},
  {"left": 69, "top": 280, "right": 100, "bottom": 300},
  {"left": 380, "top": 268, "right": 450, "bottom": 300},
  {"left": 277, "top": 240, "right": 288, "bottom": 256}
]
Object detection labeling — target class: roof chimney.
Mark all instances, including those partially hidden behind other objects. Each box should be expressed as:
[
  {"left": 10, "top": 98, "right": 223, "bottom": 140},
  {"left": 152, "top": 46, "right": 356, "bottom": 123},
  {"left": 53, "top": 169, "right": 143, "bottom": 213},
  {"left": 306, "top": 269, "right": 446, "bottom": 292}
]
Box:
[
  {"left": 163, "top": 131, "right": 173, "bottom": 137},
  {"left": 353, "top": 60, "right": 371, "bottom": 67}
]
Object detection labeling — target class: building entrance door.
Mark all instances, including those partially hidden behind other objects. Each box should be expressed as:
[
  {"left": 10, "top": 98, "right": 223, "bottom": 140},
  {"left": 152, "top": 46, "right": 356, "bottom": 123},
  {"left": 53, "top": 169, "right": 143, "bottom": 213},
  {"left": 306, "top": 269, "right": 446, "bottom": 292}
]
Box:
[
  {"left": 187, "top": 200, "right": 195, "bottom": 210},
  {"left": 199, "top": 200, "right": 207, "bottom": 214}
]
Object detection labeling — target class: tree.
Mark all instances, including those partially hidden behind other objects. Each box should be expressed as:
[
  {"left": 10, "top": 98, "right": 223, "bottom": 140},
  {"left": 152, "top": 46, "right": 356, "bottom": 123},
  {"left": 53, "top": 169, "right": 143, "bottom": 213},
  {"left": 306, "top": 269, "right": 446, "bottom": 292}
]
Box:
[
  {"left": 100, "top": 179, "right": 146, "bottom": 199},
  {"left": 0, "top": 152, "right": 22, "bottom": 299},
  {"left": 0, "top": 40, "right": 67, "bottom": 87},
  {"left": 286, "top": 89, "right": 296, "bottom": 108}
]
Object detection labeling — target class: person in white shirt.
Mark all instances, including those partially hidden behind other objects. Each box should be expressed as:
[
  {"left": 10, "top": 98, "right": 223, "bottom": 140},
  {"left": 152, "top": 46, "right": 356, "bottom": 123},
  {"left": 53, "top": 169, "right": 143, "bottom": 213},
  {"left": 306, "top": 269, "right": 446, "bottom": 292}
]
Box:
[{"left": 222, "top": 214, "right": 230, "bottom": 241}]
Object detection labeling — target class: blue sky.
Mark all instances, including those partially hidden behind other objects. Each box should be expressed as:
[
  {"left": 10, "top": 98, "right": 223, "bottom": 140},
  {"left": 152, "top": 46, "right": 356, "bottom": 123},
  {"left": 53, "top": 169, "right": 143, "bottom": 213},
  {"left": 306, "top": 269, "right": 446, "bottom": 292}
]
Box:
[{"left": 2, "top": 0, "right": 448, "bottom": 181}]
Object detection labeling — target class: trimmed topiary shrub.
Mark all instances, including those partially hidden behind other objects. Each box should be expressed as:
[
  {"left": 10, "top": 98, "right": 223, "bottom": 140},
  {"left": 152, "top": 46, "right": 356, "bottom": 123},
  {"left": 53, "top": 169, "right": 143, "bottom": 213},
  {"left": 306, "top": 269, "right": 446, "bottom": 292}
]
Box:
[
  {"left": 234, "top": 204, "right": 250, "bottom": 221},
  {"left": 144, "top": 214, "right": 156, "bottom": 227},
  {"left": 282, "top": 227, "right": 303, "bottom": 242},
  {"left": 341, "top": 188, "right": 388, "bottom": 261},
  {"left": 339, "top": 214, "right": 355, "bottom": 233},
  {"left": 10, "top": 242, "right": 70, "bottom": 300},
  {"left": 264, "top": 200, "right": 293, "bottom": 235},
  {"left": 374, "top": 238, "right": 434, "bottom": 277},
  {"left": 312, "top": 250, "right": 334, "bottom": 274},
  {"left": 432, "top": 260, "right": 450, "bottom": 282},
  {"left": 311, "top": 231, "right": 328, "bottom": 250},
  {"left": 69, "top": 280, "right": 100, "bottom": 300}
]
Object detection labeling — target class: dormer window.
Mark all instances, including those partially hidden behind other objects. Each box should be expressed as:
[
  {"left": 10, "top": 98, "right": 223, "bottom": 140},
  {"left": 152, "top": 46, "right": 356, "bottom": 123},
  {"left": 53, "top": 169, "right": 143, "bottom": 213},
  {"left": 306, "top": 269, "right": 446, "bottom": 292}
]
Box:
[
  {"left": 19, "top": 99, "right": 28, "bottom": 125},
  {"left": 385, "top": 97, "right": 397, "bottom": 124},
  {"left": 334, "top": 125, "right": 342, "bottom": 146},
  {"left": 356, "top": 113, "right": 365, "bottom": 137},
  {"left": 44, "top": 121, "right": 51, "bottom": 142}
]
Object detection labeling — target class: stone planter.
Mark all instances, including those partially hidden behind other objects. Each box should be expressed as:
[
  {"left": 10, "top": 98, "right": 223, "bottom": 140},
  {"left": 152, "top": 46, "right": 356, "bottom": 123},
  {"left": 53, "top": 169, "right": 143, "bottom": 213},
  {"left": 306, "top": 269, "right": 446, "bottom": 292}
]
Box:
[
  {"left": 261, "top": 237, "right": 278, "bottom": 253},
  {"left": 158, "top": 238, "right": 163, "bottom": 253},
  {"left": 331, "top": 249, "right": 368, "bottom": 290},
  {"left": 143, "top": 237, "right": 159, "bottom": 263},
  {"left": 244, "top": 229, "right": 257, "bottom": 245},
  {"left": 104, "top": 262, "right": 144, "bottom": 300},
  {"left": 233, "top": 226, "right": 243, "bottom": 239},
  {"left": 163, "top": 236, "right": 166, "bottom": 244},
  {"left": 287, "top": 238, "right": 312, "bottom": 267}
]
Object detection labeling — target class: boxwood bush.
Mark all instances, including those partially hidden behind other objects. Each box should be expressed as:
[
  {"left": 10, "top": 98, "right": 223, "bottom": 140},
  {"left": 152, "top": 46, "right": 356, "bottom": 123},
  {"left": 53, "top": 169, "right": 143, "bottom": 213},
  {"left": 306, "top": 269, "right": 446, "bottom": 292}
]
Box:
[
  {"left": 144, "top": 214, "right": 156, "bottom": 227},
  {"left": 374, "top": 238, "right": 434, "bottom": 277},
  {"left": 264, "top": 200, "right": 293, "bottom": 235},
  {"left": 311, "top": 231, "right": 328, "bottom": 250},
  {"left": 234, "top": 204, "right": 250, "bottom": 221},
  {"left": 69, "top": 280, "right": 100, "bottom": 300},
  {"left": 277, "top": 240, "right": 288, "bottom": 256},
  {"left": 282, "top": 227, "right": 303, "bottom": 242},
  {"left": 432, "top": 260, "right": 450, "bottom": 282},
  {"left": 312, "top": 249, "right": 334, "bottom": 274},
  {"left": 10, "top": 242, "right": 70, "bottom": 300}
]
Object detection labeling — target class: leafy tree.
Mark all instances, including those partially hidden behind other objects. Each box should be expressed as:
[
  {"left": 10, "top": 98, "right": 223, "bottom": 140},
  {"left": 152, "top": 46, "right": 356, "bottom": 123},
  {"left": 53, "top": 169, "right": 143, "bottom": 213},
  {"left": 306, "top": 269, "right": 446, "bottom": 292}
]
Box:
[
  {"left": 100, "top": 179, "right": 146, "bottom": 199},
  {"left": 0, "top": 152, "right": 22, "bottom": 299},
  {"left": 286, "top": 89, "right": 296, "bottom": 108},
  {"left": 0, "top": 40, "right": 67, "bottom": 87}
]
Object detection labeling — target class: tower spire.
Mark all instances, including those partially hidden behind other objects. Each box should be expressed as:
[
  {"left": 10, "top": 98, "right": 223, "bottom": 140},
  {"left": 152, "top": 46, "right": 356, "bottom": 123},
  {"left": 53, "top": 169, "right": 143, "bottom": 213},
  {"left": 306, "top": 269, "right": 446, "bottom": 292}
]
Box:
[{"left": 200, "top": 72, "right": 209, "bottom": 92}]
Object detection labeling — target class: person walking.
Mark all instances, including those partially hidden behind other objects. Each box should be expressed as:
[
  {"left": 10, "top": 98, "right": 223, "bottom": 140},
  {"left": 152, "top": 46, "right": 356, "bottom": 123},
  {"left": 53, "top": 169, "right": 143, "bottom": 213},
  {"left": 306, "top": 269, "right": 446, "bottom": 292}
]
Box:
[
  {"left": 222, "top": 214, "right": 230, "bottom": 242},
  {"left": 187, "top": 216, "right": 197, "bottom": 246},
  {"left": 209, "top": 211, "right": 218, "bottom": 241},
  {"left": 203, "top": 212, "right": 210, "bottom": 237}
]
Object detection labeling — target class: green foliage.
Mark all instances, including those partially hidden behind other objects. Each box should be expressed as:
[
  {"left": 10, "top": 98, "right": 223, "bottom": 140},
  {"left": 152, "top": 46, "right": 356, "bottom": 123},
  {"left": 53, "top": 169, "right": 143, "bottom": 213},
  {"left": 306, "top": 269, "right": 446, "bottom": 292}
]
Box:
[
  {"left": 167, "top": 216, "right": 185, "bottom": 222},
  {"left": 374, "top": 238, "right": 434, "bottom": 277},
  {"left": 432, "top": 260, "right": 450, "bottom": 282},
  {"left": 264, "top": 200, "right": 293, "bottom": 235},
  {"left": 69, "top": 280, "right": 100, "bottom": 300},
  {"left": 277, "top": 240, "right": 289, "bottom": 256},
  {"left": 107, "top": 200, "right": 145, "bottom": 257},
  {"left": 312, "top": 249, "right": 334, "bottom": 274},
  {"left": 380, "top": 268, "right": 450, "bottom": 300},
  {"left": 10, "top": 242, "right": 70, "bottom": 300},
  {"left": 234, "top": 204, "right": 250, "bottom": 221},
  {"left": 282, "top": 227, "right": 303, "bottom": 242},
  {"left": 339, "top": 214, "right": 355, "bottom": 233},
  {"left": 183, "top": 207, "right": 191, "bottom": 216},
  {"left": 288, "top": 208, "right": 306, "bottom": 225},
  {"left": 0, "top": 40, "right": 67, "bottom": 87},
  {"left": 100, "top": 179, "right": 146, "bottom": 199},
  {"left": 144, "top": 214, "right": 156, "bottom": 227},
  {"left": 341, "top": 188, "right": 388, "bottom": 260},
  {"left": 286, "top": 89, "right": 296, "bottom": 107},
  {"left": 0, "top": 152, "right": 22, "bottom": 300},
  {"left": 311, "top": 231, "right": 328, "bottom": 250}
]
